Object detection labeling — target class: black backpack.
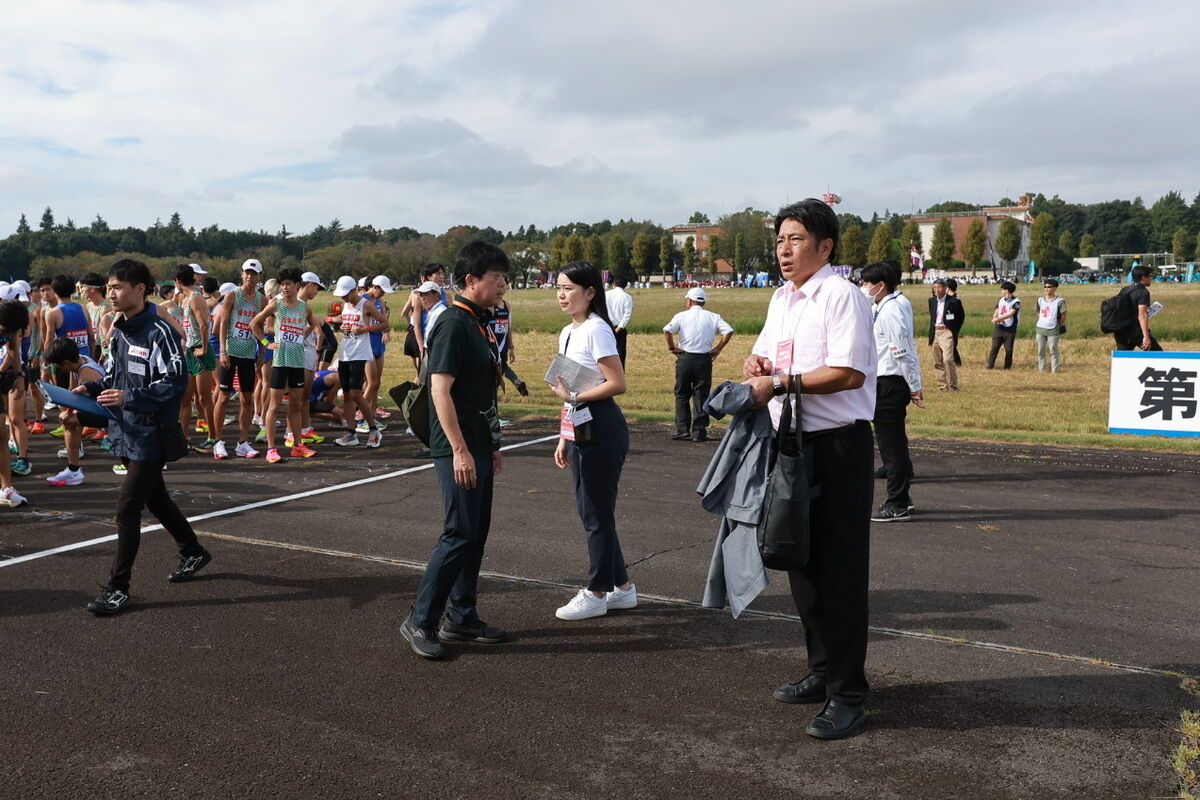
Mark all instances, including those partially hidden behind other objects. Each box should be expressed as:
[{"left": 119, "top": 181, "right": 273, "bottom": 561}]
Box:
[{"left": 1099, "top": 286, "right": 1136, "bottom": 333}]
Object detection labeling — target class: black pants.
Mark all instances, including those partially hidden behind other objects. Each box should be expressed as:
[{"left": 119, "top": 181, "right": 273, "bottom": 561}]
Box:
[
  {"left": 410, "top": 452, "right": 494, "bottom": 631},
  {"left": 873, "top": 376, "right": 912, "bottom": 509},
  {"left": 614, "top": 329, "right": 628, "bottom": 369},
  {"left": 567, "top": 399, "right": 630, "bottom": 592},
  {"left": 1114, "top": 330, "right": 1162, "bottom": 351},
  {"left": 987, "top": 328, "right": 1016, "bottom": 369},
  {"left": 110, "top": 459, "right": 204, "bottom": 592},
  {"left": 787, "top": 421, "right": 873, "bottom": 705},
  {"left": 673, "top": 352, "right": 712, "bottom": 434}
]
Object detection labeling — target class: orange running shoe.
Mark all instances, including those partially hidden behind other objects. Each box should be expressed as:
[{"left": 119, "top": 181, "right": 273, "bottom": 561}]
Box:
[
  {"left": 29, "top": 420, "right": 46, "bottom": 434},
  {"left": 289, "top": 444, "right": 317, "bottom": 459}
]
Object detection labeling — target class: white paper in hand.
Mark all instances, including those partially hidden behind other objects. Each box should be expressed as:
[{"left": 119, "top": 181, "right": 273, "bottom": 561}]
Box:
[{"left": 544, "top": 354, "right": 602, "bottom": 393}]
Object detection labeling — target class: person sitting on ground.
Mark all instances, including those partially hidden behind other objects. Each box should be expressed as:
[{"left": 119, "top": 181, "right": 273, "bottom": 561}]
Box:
[{"left": 43, "top": 337, "right": 109, "bottom": 487}]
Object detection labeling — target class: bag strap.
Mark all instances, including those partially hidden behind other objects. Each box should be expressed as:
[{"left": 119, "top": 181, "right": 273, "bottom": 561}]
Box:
[{"left": 774, "top": 376, "right": 804, "bottom": 451}]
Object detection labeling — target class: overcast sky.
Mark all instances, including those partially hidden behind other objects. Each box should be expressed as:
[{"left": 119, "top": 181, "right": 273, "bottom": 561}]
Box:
[{"left": 3, "top": 0, "right": 1197, "bottom": 238}]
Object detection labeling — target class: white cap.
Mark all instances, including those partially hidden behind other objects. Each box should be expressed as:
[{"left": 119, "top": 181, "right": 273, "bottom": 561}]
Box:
[
  {"left": 686, "top": 287, "right": 707, "bottom": 303},
  {"left": 357, "top": 276, "right": 368, "bottom": 288},
  {"left": 415, "top": 280, "right": 440, "bottom": 293},
  {"left": 241, "top": 258, "right": 263, "bottom": 273},
  {"left": 218, "top": 281, "right": 238, "bottom": 296},
  {"left": 300, "top": 271, "right": 325, "bottom": 288},
  {"left": 13, "top": 280, "right": 32, "bottom": 293},
  {"left": 332, "top": 276, "right": 358, "bottom": 298},
  {"left": 189, "top": 262, "right": 208, "bottom": 275},
  {"left": 371, "top": 275, "right": 395, "bottom": 294}
]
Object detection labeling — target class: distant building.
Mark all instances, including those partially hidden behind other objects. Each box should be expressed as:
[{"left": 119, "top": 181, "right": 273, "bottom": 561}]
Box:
[
  {"left": 908, "top": 197, "right": 1034, "bottom": 273},
  {"left": 667, "top": 223, "right": 724, "bottom": 258}
]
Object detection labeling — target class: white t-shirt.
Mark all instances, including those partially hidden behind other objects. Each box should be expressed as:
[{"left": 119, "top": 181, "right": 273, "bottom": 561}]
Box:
[
  {"left": 1035, "top": 296, "right": 1065, "bottom": 331},
  {"left": 339, "top": 297, "right": 372, "bottom": 361},
  {"left": 557, "top": 313, "right": 619, "bottom": 381},
  {"left": 663, "top": 306, "right": 733, "bottom": 353}
]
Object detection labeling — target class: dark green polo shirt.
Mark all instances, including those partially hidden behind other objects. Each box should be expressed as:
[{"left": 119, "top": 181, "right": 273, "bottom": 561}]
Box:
[{"left": 426, "top": 297, "right": 500, "bottom": 457}]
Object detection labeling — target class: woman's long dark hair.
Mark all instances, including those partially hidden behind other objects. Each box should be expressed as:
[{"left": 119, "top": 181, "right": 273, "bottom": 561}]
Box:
[{"left": 559, "top": 260, "right": 613, "bottom": 328}]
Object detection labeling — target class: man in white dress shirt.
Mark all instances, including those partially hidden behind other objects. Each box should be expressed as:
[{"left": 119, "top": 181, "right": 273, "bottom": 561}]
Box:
[
  {"left": 663, "top": 287, "right": 733, "bottom": 441},
  {"left": 604, "top": 276, "right": 633, "bottom": 368},
  {"left": 859, "top": 261, "right": 923, "bottom": 522},
  {"left": 743, "top": 198, "right": 876, "bottom": 740}
]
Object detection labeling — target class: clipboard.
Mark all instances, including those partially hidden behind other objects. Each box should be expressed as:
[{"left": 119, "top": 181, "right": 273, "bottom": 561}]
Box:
[{"left": 37, "top": 380, "right": 119, "bottom": 421}]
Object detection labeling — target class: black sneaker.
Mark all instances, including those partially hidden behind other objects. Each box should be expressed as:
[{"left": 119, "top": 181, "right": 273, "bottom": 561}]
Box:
[
  {"left": 401, "top": 617, "right": 445, "bottom": 659},
  {"left": 670, "top": 431, "right": 691, "bottom": 440},
  {"left": 873, "top": 465, "right": 888, "bottom": 479},
  {"left": 690, "top": 430, "right": 708, "bottom": 442},
  {"left": 871, "top": 505, "right": 911, "bottom": 523},
  {"left": 168, "top": 548, "right": 212, "bottom": 582},
  {"left": 86, "top": 586, "right": 130, "bottom": 615},
  {"left": 514, "top": 379, "right": 529, "bottom": 397},
  {"left": 438, "top": 618, "right": 509, "bottom": 644}
]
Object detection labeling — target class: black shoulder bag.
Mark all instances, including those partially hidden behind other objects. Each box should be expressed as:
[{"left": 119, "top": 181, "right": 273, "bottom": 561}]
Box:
[{"left": 757, "top": 380, "right": 817, "bottom": 570}]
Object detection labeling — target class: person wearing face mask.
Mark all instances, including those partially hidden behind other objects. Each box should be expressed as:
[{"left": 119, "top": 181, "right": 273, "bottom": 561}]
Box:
[{"left": 860, "top": 262, "right": 923, "bottom": 523}]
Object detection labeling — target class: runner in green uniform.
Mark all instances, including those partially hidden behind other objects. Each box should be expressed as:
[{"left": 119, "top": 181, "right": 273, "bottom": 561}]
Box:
[
  {"left": 174, "top": 264, "right": 218, "bottom": 453},
  {"left": 211, "top": 261, "right": 265, "bottom": 460},
  {"left": 250, "top": 267, "right": 323, "bottom": 464}
]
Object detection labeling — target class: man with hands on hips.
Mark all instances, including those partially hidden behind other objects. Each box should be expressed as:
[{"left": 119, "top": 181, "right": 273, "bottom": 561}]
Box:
[{"left": 742, "top": 199, "right": 877, "bottom": 740}]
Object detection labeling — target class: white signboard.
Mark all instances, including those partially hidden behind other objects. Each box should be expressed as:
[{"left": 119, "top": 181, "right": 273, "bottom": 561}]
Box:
[{"left": 1108, "top": 351, "right": 1200, "bottom": 438}]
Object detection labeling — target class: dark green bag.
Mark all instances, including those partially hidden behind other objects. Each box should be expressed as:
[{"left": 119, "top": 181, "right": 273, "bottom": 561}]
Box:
[{"left": 757, "top": 385, "right": 816, "bottom": 570}]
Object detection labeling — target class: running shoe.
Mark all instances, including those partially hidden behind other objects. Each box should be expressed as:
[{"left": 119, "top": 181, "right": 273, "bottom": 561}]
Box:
[
  {"left": 50, "top": 425, "right": 66, "bottom": 437},
  {"left": 334, "top": 432, "right": 359, "bottom": 447},
  {"left": 28, "top": 420, "right": 46, "bottom": 434},
  {"left": 355, "top": 420, "right": 370, "bottom": 434},
  {"left": 254, "top": 428, "right": 268, "bottom": 443},
  {"left": 301, "top": 430, "right": 325, "bottom": 445},
  {"left": 289, "top": 444, "right": 317, "bottom": 459},
  {"left": 514, "top": 379, "right": 529, "bottom": 397},
  {"left": 212, "top": 440, "right": 229, "bottom": 460},
  {"left": 8, "top": 438, "right": 17, "bottom": 454},
  {"left": 168, "top": 549, "right": 212, "bottom": 582},
  {"left": 10, "top": 457, "right": 32, "bottom": 476},
  {"left": 86, "top": 586, "right": 129, "bottom": 615},
  {"left": 499, "top": 418, "right": 511, "bottom": 427},
  {"left": 81, "top": 427, "right": 102, "bottom": 440},
  {"left": 265, "top": 447, "right": 282, "bottom": 463},
  {"left": 366, "top": 430, "right": 382, "bottom": 448},
  {"left": 235, "top": 442, "right": 259, "bottom": 459},
  {"left": 112, "top": 463, "right": 127, "bottom": 475},
  {"left": 195, "top": 420, "right": 209, "bottom": 433},
  {"left": 46, "top": 467, "right": 85, "bottom": 486},
  {"left": 192, "top": 439, "right": 217, "bottom": 454},
  {"left": 373, "top": 420, "right": 388, "bottom": 432},
  {"left": 90, "top": 427, "right": 108, "bottom": 441},
  {"left": 252, "top": 414, "right": 264, "bottom": 427},
  {"left": 99, "top": 436, "right": 114, "bottom": 452},
  {"left": 0, "top": 485, "right": 28, "bottom": 507},
  {"left": 284, "top": 432, "right": 295, "bottom": 448},
  {"left": 375, "top": 409, "right": 392, "bottom": 420},
  {"left": 57, "top": 446, "right": 85, "bottom": 460}
]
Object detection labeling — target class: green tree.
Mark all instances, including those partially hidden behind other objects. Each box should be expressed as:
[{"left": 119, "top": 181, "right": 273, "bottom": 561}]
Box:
[
  {"left": 1057, "top": 230, "right": 1076, "bottom": 259},
  {"left": 584, "top": 234, "right": 604, "bottom": 265},
  {"left": 839, "top": 225, "right": 867, "bottom": 268},
  {"left": 707, "top": 234, "right": 721, "bottom": 272},
  {"left": 899, "top": 219, "right": 922, "bottom": 255},
  {"left": 549, "top": 234, "right": 566, "bottom": 270},
  {"left": 1148, "top": 190, "right": 1190, "bottom": 251},
  {"left": 16, "top": 213, "right": 32, "bottom": 237},
  {"left": 688, "top": 211, "right": 709, "bottom": 224},
  {"left": 929, "top": 217, "right": 955, "bottom": 269},
  {"left": 606, "top": 232, "right": 629, "bottom": 279},
  {"left": 995, "top": 216, "right": 1022, "bottom": 266},
  {"left": 1195, "top": 230, "right": 1200, "bottom": 263},
  {"left": 1078, "top": 232, "right": 1096, "bottom": 258},
  {"left": 682, "top": 236, "right": 695, "bottom": 273},
  {"left": 718, "top": 207, "right": 773, "bottom": 272},
  {"left": 564, "top": 233, "right": 585, "bottom": 264},
  {"left": 630, "top": 232, "right": 651, "bottom": 277},
  {"left": 659, "top": 235, "right": 673, "bottom": 279},
  {"left": 924, "top": 201, "right": 979, "bottom": 213},
  {"left": 867, "top": 221, "right": 893, "bottom": 263},
  {"left": 1171, "top": 226, "right": 1193, "bottom": 263},
  {"left": 1028, "top": 213, "right": 1057, "bottom": 277},
  {"left": 733, "top": 232, "right": 745, "bottom": 273},
  {"left": 40, "top": 207, "right": 55, "bottom": 233},
  {"left": 962, "top": 218, "right": 987, "bottom": 274}
]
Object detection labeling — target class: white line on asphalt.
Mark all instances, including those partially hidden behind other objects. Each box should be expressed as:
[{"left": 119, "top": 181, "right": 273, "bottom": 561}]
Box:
[
  {"left": 0, "top": 434, "right": 559, "bottom": 569},
  {"left": 192, "top": 530, "right": 1196, "bottom": 683}
]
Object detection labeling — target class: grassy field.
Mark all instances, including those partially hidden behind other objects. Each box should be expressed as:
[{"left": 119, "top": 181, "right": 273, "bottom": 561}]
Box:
[{"left": 341, "top": 283, "right": 1200, "bottom": 454}]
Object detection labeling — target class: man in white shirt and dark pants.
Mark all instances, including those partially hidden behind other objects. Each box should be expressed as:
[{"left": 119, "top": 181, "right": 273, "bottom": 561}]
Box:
[
  {"left": 663, "top": 287, "right": 734, "bottom": 442},
  {"left": 860, "top": 261, "right": 923, "bottom": 522},
  {"left": 604, "top": 276, "right": 633, "bottom": 368},
  {"left": 744, "top": 199, "right": 877, "bottom": 740}
]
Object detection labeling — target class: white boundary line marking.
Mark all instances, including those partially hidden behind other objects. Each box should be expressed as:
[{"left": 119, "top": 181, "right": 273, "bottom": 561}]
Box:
[
  {"left": 191, "top": 530, "right": 1196, "bottom": 682},
  {"left": 0, "top": 434, "right": 559, "bottom": 569}
]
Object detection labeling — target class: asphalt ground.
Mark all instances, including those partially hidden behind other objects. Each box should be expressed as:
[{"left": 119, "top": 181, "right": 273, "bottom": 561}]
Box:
[{"left": 2, "top": 419, "right": 1198, "bottom": 799}]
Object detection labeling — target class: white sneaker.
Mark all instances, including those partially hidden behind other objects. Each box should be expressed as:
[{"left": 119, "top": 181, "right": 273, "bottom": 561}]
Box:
[
  {"left": 555, "top": 589, "right": 608, "bottom": 621},
  {"left": 235, "top": 441, "right": 259, "bottom": 459},
  {"left": 212, "top": 440, "right": 229, "bottom": 460},
  {"left": 606, "top": 583, "right": 638, "bottom": 610},
  {"left": 57, "top": 445, "right": 85, "bottom": 460},
  {"left": 252, "top": 415, "right": 263, "bottom": 427},
  {"left": 366, "top": 430, "right": 382, "bottom": 448},
  {"left": 46, "top": 467, "right": 85, "bottom": 486},
  {"left": 335, "top": 433, "right": 360, "bottom": 447},
  {"left": 0, "top": 485, "right": 28, "bottom": 507}
]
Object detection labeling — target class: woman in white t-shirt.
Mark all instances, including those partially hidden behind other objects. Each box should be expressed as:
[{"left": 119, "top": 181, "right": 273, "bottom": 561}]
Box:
[{"left": 549, "top": 261, "right": 637, "bottom": 621}]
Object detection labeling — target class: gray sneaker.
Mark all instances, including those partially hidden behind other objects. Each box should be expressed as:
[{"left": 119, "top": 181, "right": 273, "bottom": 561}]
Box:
[{"left": 401, "top": 617, "right": 445, "bottom": 659}]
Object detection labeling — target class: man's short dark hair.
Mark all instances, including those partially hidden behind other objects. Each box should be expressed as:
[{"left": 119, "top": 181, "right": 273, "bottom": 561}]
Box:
[
  {"left": 174, "top": 263, "right": 197, "bottom": 286},
  {"left": 36, "top": 275, "right": 53, "bottom": 288},
  {"left": 422, "top": 263, "right": 446, "bottom": 280},
  {"left": 774, "top": 199, "right": 839, "bottom": 262},
  {"left": 277, "top": 266, "right": 302, "bottom": 284},
  {"left": 1000, "top": 281, "right": 1016, "bottom": 293},
  {"left": 454, "top": 242, "right": 509, "bottom": 284},
  {"left": 945, "top": 278, "right": 959, "bottom": 291},
  {"left": 0, "top": 299, "right": 30, "bottom": 335},
  {"left": 932, "top": 278, "right": 948, "bottom": 287},
  {"left": 108, "top": 259, "right": 156, "bottom": 294},
  {"left": 860, "top": 261, "right": 899, "bottom": 291},
  {"left": 80, "top": 272, "right": 105, "bottom": 289},
  {"left": 202, "top": 276, "right": 219, "bottom": 294},
  {"left": 1043, "top": 278, "right": 1059, "bottom": 287},
  {"left": 614, "top": 276, "right": 629, "bottom": 289},
  {"left": 1132, "top": 265, "right": 1154, "bottom": 282},
  {"left": 51, "top": 274, "right": 75, "bottom": 299},
  {"left": 45, "top": 336, "right": 81, "bottom": 366}
]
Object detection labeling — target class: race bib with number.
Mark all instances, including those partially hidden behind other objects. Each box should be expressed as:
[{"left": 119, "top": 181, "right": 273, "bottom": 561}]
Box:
[
  {"left": 279, "top": 323, "right": 304, "bottom": 345},
  {"left": 559, "top": 405, "right": 575, "bottom": 441},
  {"left": 234, "top": 321, "right": 255, "bottom": 341}
]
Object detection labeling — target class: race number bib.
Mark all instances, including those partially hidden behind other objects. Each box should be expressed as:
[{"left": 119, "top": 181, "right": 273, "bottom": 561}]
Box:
[
  {"left": 492, "top": 319, "right": 509, "bottom": 336},
  {"left": 233, "top": 321, "right": 255, "bottom": 341},
  {"left": 559, "top": 405, "right": 575, "bottom": 441},
  {"left": 67, "top": 329, "right": 89, "bottom": 349},
  {"left": 279, "top": 323, "right": 304, "bottom": 345}
]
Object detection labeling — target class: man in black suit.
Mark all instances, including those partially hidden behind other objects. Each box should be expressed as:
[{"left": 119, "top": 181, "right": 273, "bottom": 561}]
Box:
[{"left": 927, "top": 279, "right": 964, "bottom": 390}]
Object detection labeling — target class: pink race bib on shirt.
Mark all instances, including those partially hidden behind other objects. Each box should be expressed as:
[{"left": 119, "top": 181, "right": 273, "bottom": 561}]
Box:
[{"left": 775, "top": 339, "right": 793, "bottom": 374}]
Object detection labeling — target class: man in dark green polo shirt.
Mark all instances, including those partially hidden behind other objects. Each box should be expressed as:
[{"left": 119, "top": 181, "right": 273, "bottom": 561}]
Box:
[{"left": 401, "top": 241, "right": 510, "bottom": 659}]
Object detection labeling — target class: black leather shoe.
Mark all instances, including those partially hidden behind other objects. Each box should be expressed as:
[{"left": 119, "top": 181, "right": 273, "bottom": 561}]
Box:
[
  {"left": 400, "top": 617, "right": 445, "bottom": 659},
  {"left": 690, "top": 430, "right": 708, "bottom": 442},
  {"left": 670, "top": 431, "right": 691, "bottom": 440},
  {"left": 873, "top": 465, "right": 887, "bottom": 478},
  {"left": 806, "top": 699, "right": 867, "bottom": 740},
  {"left": 773, "top": 674, "right": 826, "bottom": 704},
  {"left": 438, "top": 618, "right": 509, "bottom": 644}
]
